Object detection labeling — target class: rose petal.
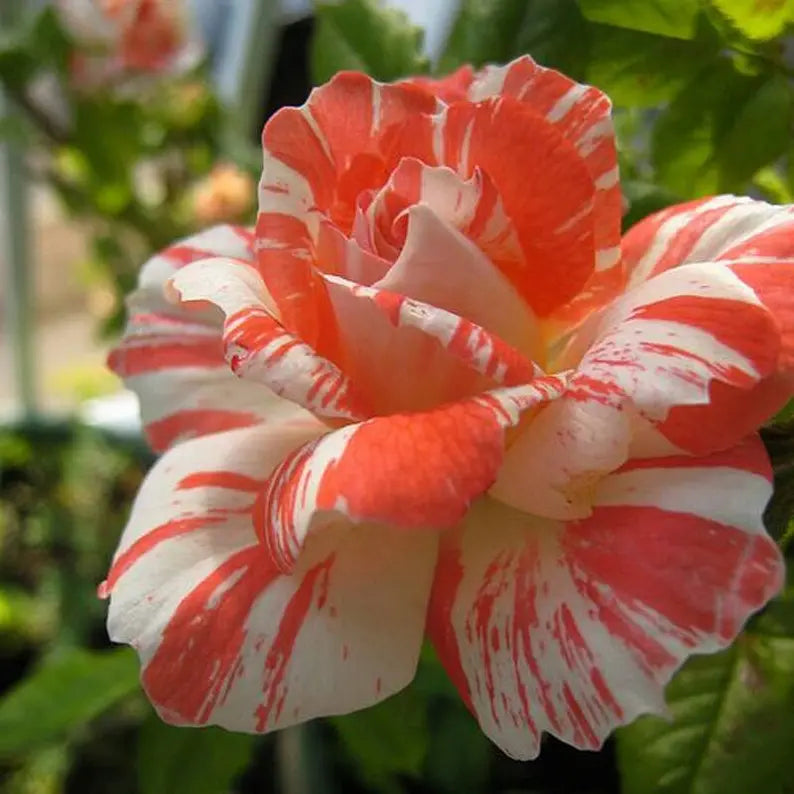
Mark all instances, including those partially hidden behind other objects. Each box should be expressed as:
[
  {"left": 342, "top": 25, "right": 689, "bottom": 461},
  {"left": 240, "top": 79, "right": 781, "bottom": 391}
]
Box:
[
  {"left": 468, "top": 55, "right": 622, "bottom": 276},
  {"left": 435, "top": 96, "right": 596, "bottom": 315},
  {"left": 321, "top": 276, "right": 543, "bottom": 413},
  {"left": 494, "top": 261, "right": 780, "bottom": 515},
  {"left": 428, "top": 436, "right": 782, "bottom": 760},
  {"left": 104, "top": 424, "right": 437, "bottom": 732},
  {"left": 169, "top": 258, "right": 371, "bottom": 421},
  {"left": 108, "top": 225, "right": 298, "bottom": 451},
  {"left": 258, "top": 378, "right": 568, "bottom": 572},
  {"left": 375, "top": 202, "right": 542, "bottom": 358},
  {"left": 623, "top": 195, "right": 794, "bottom": 287}
]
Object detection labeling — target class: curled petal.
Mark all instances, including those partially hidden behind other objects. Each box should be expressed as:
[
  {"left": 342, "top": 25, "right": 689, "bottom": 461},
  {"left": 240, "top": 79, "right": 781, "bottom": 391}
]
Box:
[
  {"left": 495, "top": 261, "right": 781, "bottom": 515},
  {"left": 104, "top": 425, "right": 437, "bottom": 732},
  {"left": 429, "top": 436, "right": 783, "bottom": 760},
  {"left": 435, "top": 96, "right": 596, "bottom": 315},
  {"left": 108, "top": 225, "right": 296, "bottom": 451},
  {"left": 374, "top": 202, "right": 542, "bottom": 357},
  {"left": 468, "top": 55, "right": 622, "bottom": 276},
  {"left": 258, "top": 377, "right": 568, "bottom": 573},
  {"left": 321, "top": 275, "right": 542, "bottom": 413},
  {"left": 169, "top": 258, "right": 370, "bottom": 421}
]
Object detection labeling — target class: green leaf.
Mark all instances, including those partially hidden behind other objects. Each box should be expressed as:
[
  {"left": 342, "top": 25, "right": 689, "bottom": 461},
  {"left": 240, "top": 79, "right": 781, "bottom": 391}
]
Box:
[
  {"left": 331, "top": 686, "right": 429, "bottom": 793},
  {"left": 617, "top": 592, "right": 794, "bottom": 794},
  {"left": 587, "top": 25, "right": 718, "bottom": 107},
  {"left": 651, "top": 62, "right": 788, "bottom": 197},
  {"left": 710, "top": 0, "right": 794, "bottom": 40},
  {"left": 0, "top": 648, "right": 140, "bottom": 758},
  {"left": 138, "top": 713, "right": 255, "bottom": 794},
  {"left": 439, "top": 0, "right": 536, "bottom": 70},
  {"left": 424, "top": 706, "right": 491, "bottom": 794},
  {"left": 577, "top": 0, "right": 700, "bottom": 39},
  {"left": 716, "top": 72, "right": 793, "bottom": 190},
  {"left": 311, "top": 0, "right": 429, "bottom": 85},
  {"left": 441, "top": 0, "right": 592, "bottom": 80}
]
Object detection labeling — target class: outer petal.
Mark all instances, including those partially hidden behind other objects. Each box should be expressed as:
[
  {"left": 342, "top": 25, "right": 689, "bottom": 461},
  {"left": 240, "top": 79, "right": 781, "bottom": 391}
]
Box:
[
  {"left": 494, "top": 261, "right": 781, "bottom": 517},
  {"left": 622, "top": 195, "right": 794, "bottom": 287},
  {"left": 108, "top": 225, "right": 299, "bottom": 451},
  {"left": 428, "top": 437, "right": 783, "bottom": 760},
  {"left": 257, "top": 377, "right": 568, "bottom": 572},
  {"left": 103, "top": 424, "right": 438, "bottom": 732}
]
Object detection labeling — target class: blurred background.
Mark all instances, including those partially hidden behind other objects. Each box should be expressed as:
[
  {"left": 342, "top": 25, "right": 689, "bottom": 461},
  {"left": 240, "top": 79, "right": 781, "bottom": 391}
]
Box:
[{"left": 1, "top": 1, "right": 794, "bottom": 793}]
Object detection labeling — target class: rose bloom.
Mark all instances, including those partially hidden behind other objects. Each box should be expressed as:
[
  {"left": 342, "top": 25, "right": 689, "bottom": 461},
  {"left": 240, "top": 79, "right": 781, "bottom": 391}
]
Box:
[
  {"left": 192, "top": 163, "right": 256, "bottom": 226},
  {"left": 57, "top": 0, "right": 197, "bottom": 84},
  {"left": 105, "top": 56, "right": 792, "bottom": 759}
]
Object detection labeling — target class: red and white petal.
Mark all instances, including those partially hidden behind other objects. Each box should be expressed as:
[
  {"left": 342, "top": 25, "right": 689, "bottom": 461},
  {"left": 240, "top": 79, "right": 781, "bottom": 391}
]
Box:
[
  {"left": 434, "top": 96, "right": 597, "bottom": 316},
  {"left": 404, "top": 65, "right": 476, "bottom": 104},
  {"left": 468, "top": 55, "right": 622, "bottom": 276},
  {"left": 104, "top": 424, "right": 437, "bottom": 732},
  {"left": 495, "top": 261, "right": 781, "bottom": 516},
  {"left": 108, "top": 226, "right": 287, "bottom": 451},
  {"left": 169, "top": 258, "right": 371, "bottom": 421},
  {"left": 623, "top": 196, "right": 794, "bottom": 287},
  {"left": 257, "top": 72, "right": 439, "bottom": 337},
  {"left": 375, "top": 202, "right": 542, "bottom": 358},
  {"left": 258, "top": 378, "right": 568, "bottom": 572},
  {"left": 429, "top": 437, "right": 783, "bottom": 760},
  {"left": 321, "top": 276, "right": 542, "bottom": 413},
  {"left": 569, "top": 262, "right": 778, "bottom": 411}
]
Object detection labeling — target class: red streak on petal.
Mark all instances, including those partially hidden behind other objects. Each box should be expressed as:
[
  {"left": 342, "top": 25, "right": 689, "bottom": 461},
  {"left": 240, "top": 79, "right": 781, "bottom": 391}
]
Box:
[
  {"left": 146, "top": 409, "right": 260, "bottom": 452},
  {"left": 255, "top": 555, "right": 335, "bottom": 729},
  {"left": 143, "top": 546, "right": 275, "bottom": 724},
  {"left": 101, "top": 516, "right": 225, "bottom": 597},
  {"left": 178, "top": 472, "right": 263, "bottom": 492}
]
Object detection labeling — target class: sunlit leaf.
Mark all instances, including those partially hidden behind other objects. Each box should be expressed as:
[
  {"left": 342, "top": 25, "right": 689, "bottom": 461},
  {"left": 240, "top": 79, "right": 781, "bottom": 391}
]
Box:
[
  {"left": 710, "top": 0, "right": 794, "bottom": 40},
  {"left": 577, "top": 0, "right": 700, "bottom": 39}
]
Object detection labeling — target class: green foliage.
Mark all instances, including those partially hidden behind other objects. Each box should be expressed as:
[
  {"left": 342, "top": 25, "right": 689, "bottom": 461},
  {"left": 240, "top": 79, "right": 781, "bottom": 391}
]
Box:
[
  {"left": 440, "top": 0, "right": 592, "bottom": 79},
  {"left": 137, "top": 714, "right": 255, "bottom": 794},
  {"left": 587, "top": 25, "right": 718, "bottom": 106},
  {"left": 439, "top": 0, "right": 539, "bottom": 71},
  {"left": 0, "top": 6, "right": 255, "bottom": 338},
  {"left": 710, "top": 0, "right": 794, "bottom": 40},
  {"left": 617, "top": 591, "right": 794, "bottom": 794},
  {"left": 0, "top": 649, "right": 140, "bottom": 758},
  {"left": 330, "top": 686, "right": 429, "bottom": 793},
  {"left": 311, "top": 0, "right": 429, "bottom": 85},
  {"left": 577, "top": 0, "right": 701, "bottom": 39}
]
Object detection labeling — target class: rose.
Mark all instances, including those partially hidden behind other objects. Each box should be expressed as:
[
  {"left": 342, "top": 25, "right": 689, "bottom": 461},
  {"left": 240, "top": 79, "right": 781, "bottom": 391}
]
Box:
[
  {"left": 105, "top": 56, "right": 791, "bottom": 759},
  {"left": 56, "top": 0, "right": 199, "bottom": 86}
]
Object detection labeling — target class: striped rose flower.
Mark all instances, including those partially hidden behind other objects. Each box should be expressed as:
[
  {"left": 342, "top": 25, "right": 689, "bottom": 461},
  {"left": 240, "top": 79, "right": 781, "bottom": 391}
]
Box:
[
  {"left": 104, "top": 57, "right": 791, "bottom": 759},
  {"left": 58, "top": 0, "right": 197, "bottom": 85}
]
